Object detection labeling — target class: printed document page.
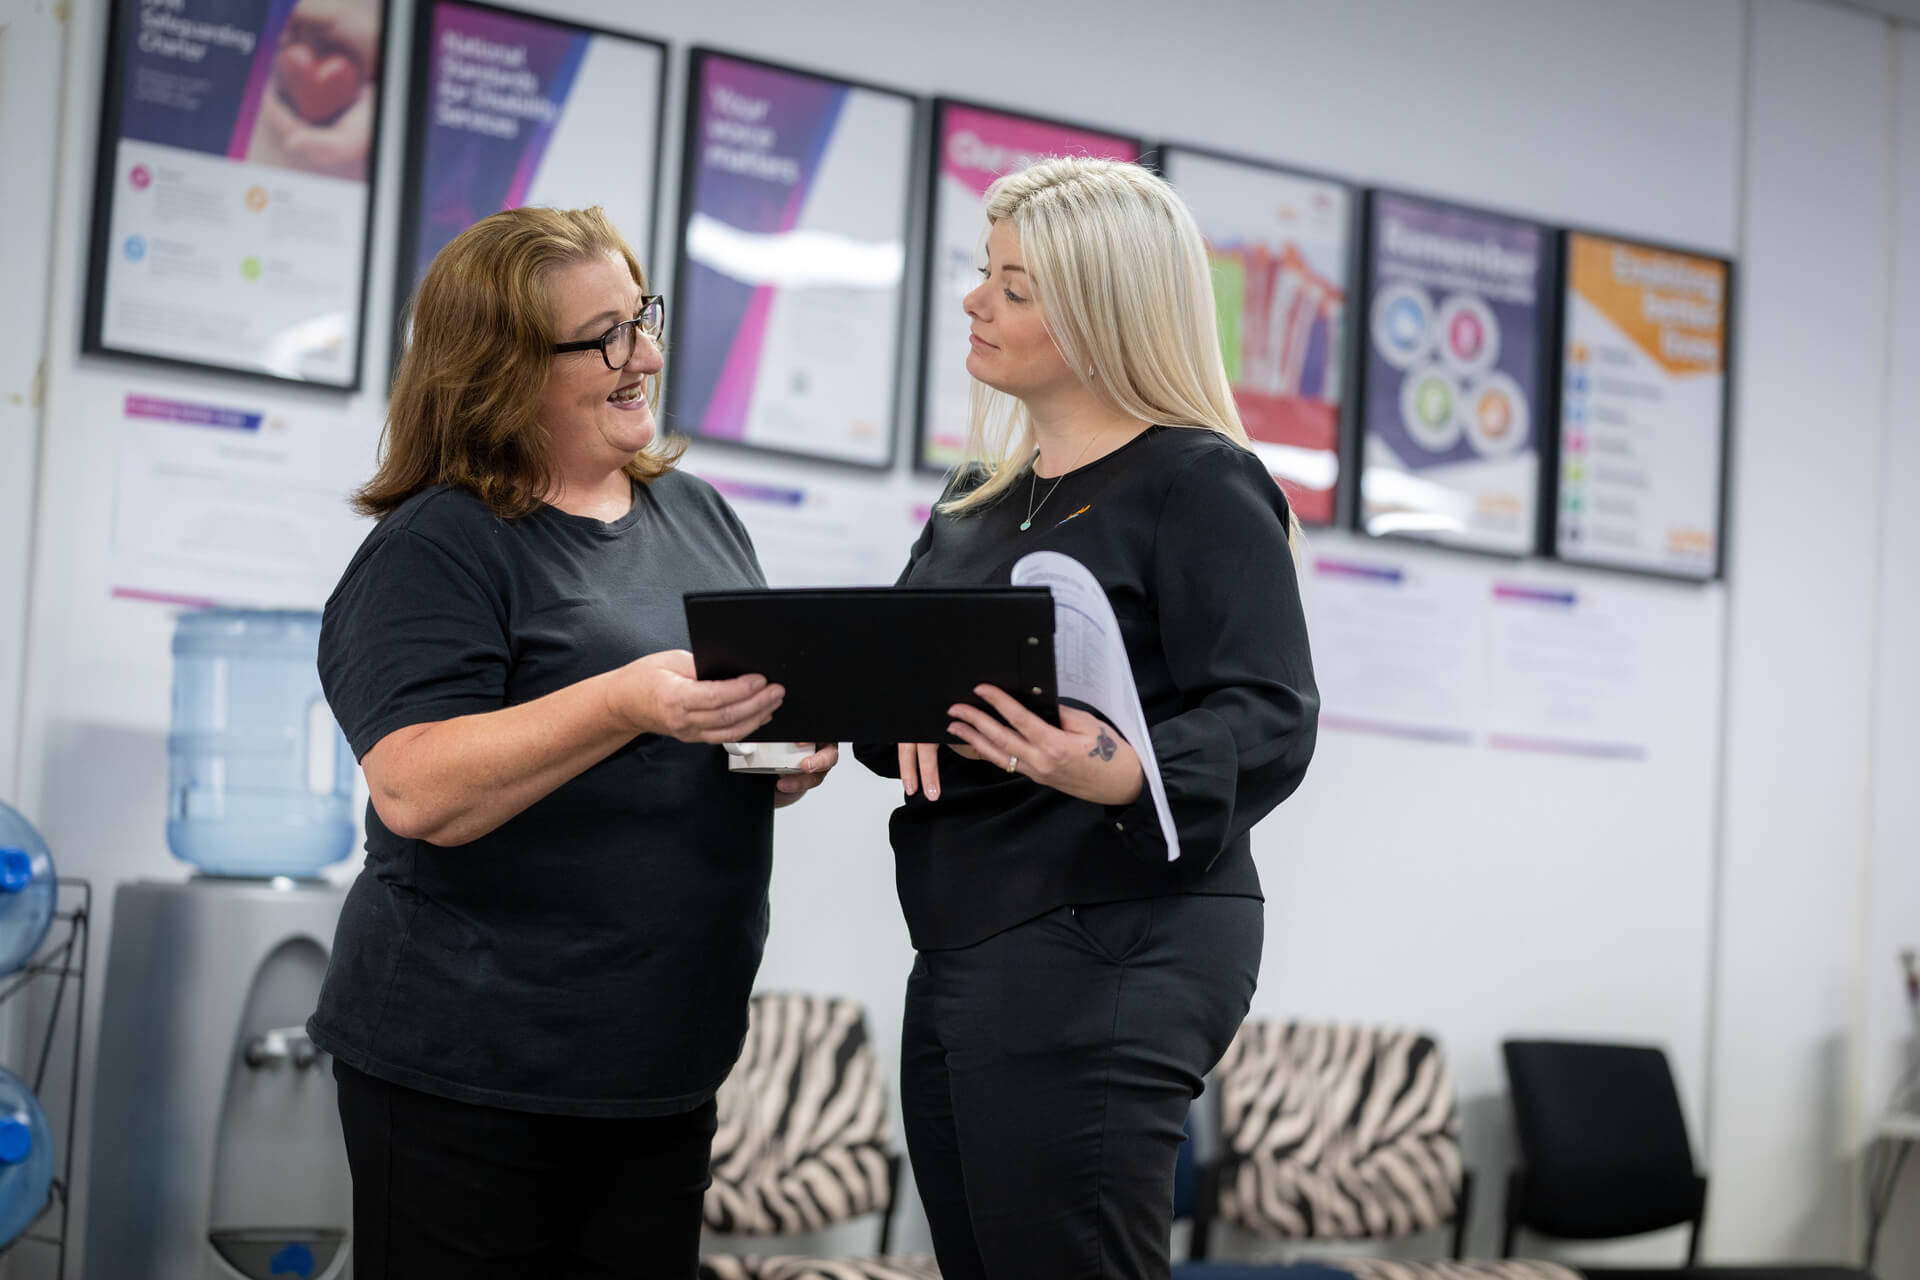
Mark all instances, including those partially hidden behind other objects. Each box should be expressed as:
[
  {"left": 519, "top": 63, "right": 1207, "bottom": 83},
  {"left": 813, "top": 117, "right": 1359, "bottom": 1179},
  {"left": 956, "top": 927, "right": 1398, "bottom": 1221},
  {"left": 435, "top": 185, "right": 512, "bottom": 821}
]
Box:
[{"left": 1010, "top": 551, "right": 1180, "bottom": 860}]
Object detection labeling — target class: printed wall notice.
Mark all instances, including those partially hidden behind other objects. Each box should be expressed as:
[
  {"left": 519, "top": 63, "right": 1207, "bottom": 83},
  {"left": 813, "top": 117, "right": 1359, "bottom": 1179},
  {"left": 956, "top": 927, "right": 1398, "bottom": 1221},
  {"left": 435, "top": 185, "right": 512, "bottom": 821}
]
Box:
[
  {"left": 1484, "top": 578, "right": 1650, "bottom": 759},
  {"left": 918, "top": 101, "right": 1139, "bottom": 471},
  {"left": 109, "top": 388, "right": 378, "bottom": 608},
  {"left": 397, "top": 2, "right": 663, "bottom": 327},
  {"left": 1358, "top": 193, "right": 1550, "bottom": 555},
  {"left": 1302, "top": 552, "right": 1482, "bottom": 744},
  {"left": 688, "top": 459, "right": 931, "bottom": 589},
  {"left": 1162, "top": 148, "right": 1350, "bottom": 526},
  {"left": 86, "top": 0, "right": 390, "bottom": 387},
  {"left": 1556, "top": 233, "right": 1728, "bottom": 579}
]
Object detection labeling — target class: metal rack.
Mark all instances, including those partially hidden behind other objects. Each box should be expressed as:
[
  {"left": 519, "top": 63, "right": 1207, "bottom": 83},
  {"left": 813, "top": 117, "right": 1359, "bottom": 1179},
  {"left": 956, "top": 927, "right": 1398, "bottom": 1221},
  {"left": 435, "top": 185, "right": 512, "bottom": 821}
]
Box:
[{"left": 0, "top": 878, "right": 92, "bottom": 1280}]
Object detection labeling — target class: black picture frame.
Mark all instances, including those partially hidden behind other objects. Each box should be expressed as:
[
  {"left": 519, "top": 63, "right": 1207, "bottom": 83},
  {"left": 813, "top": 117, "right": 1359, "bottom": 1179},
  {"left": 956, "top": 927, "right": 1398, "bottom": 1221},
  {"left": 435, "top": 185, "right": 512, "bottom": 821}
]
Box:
[
  {"left": 1545, "top": 226, "right": 1735, "bottom": 583},
  {"left": 82, "top": 0, "right": 393, "bottom": 391},
  {"left": 1351, "top": 186, "right": 1560, "bottom": 559},
  {"left": 913, "top": 96, "right": 1143, "bottom": 475},
  {"left": 1157, "top": 141, "right": 1361, "bottom": 529},
  {"left": 665, "top": 46, "right": 918, "bottom": 472},
  {"left": 391, "top": 0, "right": 667, "bottom": 380}
]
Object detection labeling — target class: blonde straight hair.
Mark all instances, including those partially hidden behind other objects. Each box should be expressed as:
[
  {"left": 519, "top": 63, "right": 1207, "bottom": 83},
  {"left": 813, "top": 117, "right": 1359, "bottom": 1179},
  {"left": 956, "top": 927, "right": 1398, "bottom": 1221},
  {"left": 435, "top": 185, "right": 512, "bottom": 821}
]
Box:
[{"left": 941, "top": 156, "right": 1299, "bottom": 547}]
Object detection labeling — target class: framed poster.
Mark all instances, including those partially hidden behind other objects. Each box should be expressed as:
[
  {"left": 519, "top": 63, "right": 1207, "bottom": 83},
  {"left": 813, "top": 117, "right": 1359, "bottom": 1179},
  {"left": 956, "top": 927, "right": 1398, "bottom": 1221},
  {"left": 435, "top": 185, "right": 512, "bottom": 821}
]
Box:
[
  {"left": 1356, "top": 190, "right": 1553, "bottom": 556},
  {"left": 83, "top": 0, "right": 393, "bottom": 389},
  {"left": 666, "top": 48, "right": 915, "bottom": 469},
  {"left": 394, "top": 1, "right": 665, "bottom": 350},
  {"left": 1552, "top": 231, "right": 1731, "bottom": 580},
  {"left": 916, "top": 99, "right": 1141, "bottom": 472},
  {"left": 1161, "top": 145, "right": 1355, "bottom": 526}
]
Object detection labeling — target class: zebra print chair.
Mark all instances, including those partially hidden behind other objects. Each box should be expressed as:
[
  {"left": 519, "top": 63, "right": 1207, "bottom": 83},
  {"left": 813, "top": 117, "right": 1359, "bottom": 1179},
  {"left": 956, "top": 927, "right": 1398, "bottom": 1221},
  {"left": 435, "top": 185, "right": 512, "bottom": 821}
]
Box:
[
  {"left": 1182, "top": 1020, "right": 1579, "bottom": 1280},
  {"left": 1199, "top": 1021, "right": 1473, "bottom": 1255},
  {"left": 699, "top": 992, "right": 941, "bottom": 1280}
]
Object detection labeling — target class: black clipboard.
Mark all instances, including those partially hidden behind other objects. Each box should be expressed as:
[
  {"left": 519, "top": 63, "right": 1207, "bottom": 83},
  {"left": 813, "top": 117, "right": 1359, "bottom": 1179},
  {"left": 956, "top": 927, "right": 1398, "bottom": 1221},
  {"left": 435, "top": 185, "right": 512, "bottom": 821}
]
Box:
[{"left": 685, "top": 587, "right": 1058, "bottom": 743}]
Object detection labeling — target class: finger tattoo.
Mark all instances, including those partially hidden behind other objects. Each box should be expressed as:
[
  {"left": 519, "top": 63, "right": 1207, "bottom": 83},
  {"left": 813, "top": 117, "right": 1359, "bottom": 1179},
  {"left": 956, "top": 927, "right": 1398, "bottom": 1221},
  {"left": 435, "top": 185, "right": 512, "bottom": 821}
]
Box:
[{"left": 1090, "top": 728, "right": 1117, "bottom": 762}]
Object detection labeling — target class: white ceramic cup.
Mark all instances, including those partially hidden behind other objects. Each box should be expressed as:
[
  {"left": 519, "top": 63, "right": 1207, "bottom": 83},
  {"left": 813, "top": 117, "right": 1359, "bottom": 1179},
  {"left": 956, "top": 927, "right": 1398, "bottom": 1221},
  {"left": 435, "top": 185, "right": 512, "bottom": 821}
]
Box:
[{"left": 722, "top": 742, "right": 814, "bottom": 774}]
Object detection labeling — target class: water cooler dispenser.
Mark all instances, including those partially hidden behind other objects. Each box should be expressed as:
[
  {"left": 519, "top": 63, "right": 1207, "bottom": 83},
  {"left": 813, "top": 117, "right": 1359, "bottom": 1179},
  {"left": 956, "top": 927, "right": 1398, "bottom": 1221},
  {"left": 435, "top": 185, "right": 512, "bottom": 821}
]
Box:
[
  {"left": 86, "top": 610, "right": 358, "bottom": 1280},
  {"left": 0, "top": 800, "right": 60, "bottom": 1252}
]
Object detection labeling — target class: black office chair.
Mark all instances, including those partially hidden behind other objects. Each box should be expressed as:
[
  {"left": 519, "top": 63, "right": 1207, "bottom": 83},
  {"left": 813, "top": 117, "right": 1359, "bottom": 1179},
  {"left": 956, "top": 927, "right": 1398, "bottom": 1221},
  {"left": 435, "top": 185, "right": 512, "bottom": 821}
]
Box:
[
  {"left": 1499, "top": 1039, "right": 1874, "bottom": 1280},
  {"left": 1500, "top": 1039, "right": 1707, "bottom": 1261}
]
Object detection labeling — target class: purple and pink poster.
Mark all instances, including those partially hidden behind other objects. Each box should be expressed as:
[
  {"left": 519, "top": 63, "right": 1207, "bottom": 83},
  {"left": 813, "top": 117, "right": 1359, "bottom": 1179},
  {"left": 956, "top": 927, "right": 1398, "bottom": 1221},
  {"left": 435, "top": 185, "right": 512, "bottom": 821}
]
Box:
[
  {"left": 85, "top": 0, "right": 390, "bottom": 386},
  {"left": 918, "top": 101, "right": 1140, "bottom": 471},
  {"left": 668, "top": 51, "right": 914, "bottom": 468},
  {"left": 397, "top": 2, "right": 663, "bottom": 324},
  {"left": 1358, "top": 192, "right": 1549, "bottom": 555}
]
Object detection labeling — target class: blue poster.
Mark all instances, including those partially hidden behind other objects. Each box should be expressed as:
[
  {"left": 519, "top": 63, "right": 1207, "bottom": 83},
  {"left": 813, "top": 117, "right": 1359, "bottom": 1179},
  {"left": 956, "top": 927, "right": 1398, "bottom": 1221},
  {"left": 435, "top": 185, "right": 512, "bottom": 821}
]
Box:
[
  {"left": 1359, "top": 193, "right": 1549, "bottom": 555},
  {"left": 669, "top": 52, "right": 914, "bottom": 468},
  {"left": 400, "top": 2, "right": 663, "bottom": 306}
]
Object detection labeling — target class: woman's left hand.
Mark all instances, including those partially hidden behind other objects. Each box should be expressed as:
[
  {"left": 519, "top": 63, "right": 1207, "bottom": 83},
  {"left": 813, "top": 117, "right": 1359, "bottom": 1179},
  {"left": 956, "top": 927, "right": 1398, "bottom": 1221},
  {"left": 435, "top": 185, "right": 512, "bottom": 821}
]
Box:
[
  {"left": 773, "top": 744, "right": 838, "bottom": 808},
  {"left": 948, "top": 687, "right": 1143, "bottom": 807}
]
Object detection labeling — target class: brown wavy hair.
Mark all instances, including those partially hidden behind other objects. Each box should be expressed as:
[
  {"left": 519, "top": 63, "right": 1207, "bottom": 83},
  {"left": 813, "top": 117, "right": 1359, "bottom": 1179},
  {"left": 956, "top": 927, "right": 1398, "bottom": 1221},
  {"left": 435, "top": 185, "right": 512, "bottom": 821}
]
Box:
[{"left": 355, "top": 206, "right": 684, "bottom": 519}]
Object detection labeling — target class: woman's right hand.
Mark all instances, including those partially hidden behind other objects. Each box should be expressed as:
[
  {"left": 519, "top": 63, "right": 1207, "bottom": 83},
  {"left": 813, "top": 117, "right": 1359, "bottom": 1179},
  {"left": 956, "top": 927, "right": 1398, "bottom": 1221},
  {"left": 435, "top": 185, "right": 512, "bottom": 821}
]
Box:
[
  {"left": 611, "top": 650, "right": 784, "bottom": 743},
  {"left": 899, "top": 743, "right": 944, "bottom": 800}
]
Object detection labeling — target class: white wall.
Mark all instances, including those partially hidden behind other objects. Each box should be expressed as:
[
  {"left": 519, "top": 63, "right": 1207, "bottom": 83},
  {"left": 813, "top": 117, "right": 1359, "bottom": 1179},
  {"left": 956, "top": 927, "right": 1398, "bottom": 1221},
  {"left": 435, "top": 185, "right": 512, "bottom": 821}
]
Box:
[
  {"left": 1860, "top": 21, "right": 1920, "bottom": 1280},
  {"left": 0, "top": 0, "right": 66, "bottom": 803},
  {"left": 2, "top": 0, "right": 1914, "bottom": 1274},
  {"left": 1707, "top": 0, "right": 1896, "bottom": 1261}
]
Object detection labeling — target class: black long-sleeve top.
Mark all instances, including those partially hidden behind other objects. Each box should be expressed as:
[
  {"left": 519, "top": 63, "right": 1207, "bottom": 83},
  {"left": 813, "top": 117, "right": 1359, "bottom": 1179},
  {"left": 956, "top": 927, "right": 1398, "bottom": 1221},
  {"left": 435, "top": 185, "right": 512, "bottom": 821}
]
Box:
[{"left": 854, "top": 426, "right": 1318, "bottom": 951}]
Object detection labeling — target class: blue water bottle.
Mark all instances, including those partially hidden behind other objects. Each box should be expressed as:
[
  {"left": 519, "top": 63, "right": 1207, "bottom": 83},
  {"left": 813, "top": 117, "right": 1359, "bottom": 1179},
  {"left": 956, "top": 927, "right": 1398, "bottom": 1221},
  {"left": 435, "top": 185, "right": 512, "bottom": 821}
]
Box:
[
  {"left": 167, "top": 610, "right": 355, "bottom": 878},
  {"left": 0, "top": 1066, "right": 51, "bottom": 1247},
  {"left": 0, "top": 803, "right": 56, "bottom": 977}
]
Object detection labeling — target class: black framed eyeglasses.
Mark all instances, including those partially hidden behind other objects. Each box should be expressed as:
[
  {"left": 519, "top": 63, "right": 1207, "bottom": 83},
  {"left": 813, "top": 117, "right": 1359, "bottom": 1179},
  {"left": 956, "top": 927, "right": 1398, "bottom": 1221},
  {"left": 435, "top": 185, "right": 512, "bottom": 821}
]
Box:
[{"left": 552, "top": 295, "right": 666, "bottom": 370}]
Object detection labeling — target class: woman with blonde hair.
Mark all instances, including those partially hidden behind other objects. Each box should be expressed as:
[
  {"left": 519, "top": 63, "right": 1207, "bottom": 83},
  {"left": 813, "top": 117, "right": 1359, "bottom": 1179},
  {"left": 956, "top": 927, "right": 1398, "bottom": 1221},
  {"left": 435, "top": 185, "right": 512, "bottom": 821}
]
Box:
[
  {"left": 312, "top": 205, "right": 835, "bottom": 1278},
  {"left": 856, "top": 157, "right": 1317, "bottom": 1276}
]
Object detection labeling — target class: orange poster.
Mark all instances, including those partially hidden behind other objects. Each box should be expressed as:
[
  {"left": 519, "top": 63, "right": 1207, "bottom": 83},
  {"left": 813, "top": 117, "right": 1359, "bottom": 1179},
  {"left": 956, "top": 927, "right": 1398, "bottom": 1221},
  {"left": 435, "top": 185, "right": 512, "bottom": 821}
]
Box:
[{"left": 1557, "top": 233, "right": 1729, "bottom": 579}]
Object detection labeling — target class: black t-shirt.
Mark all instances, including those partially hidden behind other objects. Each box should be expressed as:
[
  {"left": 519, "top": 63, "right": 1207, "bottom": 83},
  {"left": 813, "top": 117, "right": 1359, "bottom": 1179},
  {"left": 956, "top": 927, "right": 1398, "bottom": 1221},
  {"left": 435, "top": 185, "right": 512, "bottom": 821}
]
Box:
[
  {"left": 310, "top": 472, "right": 775, "bottom": 1117},
  {"left": 854, "top": 426, "right": 1318, "bottom": 951}
]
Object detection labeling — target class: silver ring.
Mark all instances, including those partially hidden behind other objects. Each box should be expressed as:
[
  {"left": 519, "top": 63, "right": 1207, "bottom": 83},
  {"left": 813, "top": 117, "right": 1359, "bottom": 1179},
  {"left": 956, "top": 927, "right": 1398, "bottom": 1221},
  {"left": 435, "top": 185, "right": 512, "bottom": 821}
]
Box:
[{"left": 1006, "top": 754, "right": 1019, "bottom": 774}]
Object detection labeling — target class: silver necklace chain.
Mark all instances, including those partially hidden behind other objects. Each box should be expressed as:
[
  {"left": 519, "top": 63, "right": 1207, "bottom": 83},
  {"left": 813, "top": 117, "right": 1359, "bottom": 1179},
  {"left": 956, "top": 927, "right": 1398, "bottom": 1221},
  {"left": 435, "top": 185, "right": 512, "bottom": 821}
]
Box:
[{"left": 1021, "top": 431, "right": 1104, "bottom": 531}]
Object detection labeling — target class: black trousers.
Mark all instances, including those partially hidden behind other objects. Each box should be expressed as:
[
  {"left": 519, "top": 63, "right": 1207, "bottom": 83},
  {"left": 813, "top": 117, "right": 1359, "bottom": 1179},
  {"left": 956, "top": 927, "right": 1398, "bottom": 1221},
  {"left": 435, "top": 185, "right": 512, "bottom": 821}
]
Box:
[
  {"left": 901, "top": 893, "right": 1263, "bottom": 1280},
  {"left": 333, "top": 1059, "right": 717, "bottom": 1279}
]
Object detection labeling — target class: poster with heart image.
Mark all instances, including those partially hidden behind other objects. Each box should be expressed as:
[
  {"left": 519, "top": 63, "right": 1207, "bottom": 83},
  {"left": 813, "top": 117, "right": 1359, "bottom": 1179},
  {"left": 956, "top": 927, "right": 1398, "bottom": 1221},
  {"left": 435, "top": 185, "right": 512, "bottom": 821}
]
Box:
[
  {"left": 1356, "top": 192, "right": 1550, "bottom": 556},
  {"left": 84, "top": 0, "right": 390, "bottom": 388}
]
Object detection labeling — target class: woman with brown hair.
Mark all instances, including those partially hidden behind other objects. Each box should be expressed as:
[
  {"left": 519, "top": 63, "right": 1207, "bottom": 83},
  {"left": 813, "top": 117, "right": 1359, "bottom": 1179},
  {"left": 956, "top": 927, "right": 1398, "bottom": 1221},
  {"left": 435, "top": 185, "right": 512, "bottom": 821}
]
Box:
[{"left": 310, "top": 205, "right": 836, "bottom": 1279}]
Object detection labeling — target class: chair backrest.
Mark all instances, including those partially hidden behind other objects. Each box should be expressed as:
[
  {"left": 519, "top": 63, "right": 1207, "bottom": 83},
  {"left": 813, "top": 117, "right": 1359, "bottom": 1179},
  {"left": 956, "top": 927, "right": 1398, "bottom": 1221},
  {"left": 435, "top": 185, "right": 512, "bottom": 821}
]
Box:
[
  {"left": 1500, "top": 1039, "right": 1703, "bottom": 1240},
  {"left": 1339, "top": 1262, "right": 1584, "bottom": 1280},
  {"left": 1210, "top": 1020, "right": 1464, "bottom": 1240},
  {"left": 704, "top": 992, "right": 893, "bottom": 1235},
  {"left": 1173, "top": 1109, "right": 1200, "bottom": 1223}
]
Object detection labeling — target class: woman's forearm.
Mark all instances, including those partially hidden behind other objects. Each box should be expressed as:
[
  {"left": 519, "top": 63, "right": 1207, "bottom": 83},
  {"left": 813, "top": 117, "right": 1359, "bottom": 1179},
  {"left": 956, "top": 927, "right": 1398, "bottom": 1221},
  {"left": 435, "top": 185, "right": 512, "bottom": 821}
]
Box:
[{"left": 363, "top": 670, "right": 637, "bottom": 847}]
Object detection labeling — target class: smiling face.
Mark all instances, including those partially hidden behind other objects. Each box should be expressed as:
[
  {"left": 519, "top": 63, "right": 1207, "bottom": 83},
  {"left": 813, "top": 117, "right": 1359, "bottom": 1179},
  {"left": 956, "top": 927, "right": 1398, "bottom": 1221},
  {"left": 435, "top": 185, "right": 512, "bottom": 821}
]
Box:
[
  {"left": 537, "top": 250, "right": 664, "bottom": 471},
  {"left": 961, "top": 218, "right": 1078, "bottom": 402}
]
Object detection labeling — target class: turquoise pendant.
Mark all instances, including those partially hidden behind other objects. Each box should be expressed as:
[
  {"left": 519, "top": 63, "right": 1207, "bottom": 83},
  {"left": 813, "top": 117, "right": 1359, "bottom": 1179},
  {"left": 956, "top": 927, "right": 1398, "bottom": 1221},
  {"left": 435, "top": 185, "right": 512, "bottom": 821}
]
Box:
[{"left": 1020, "top": 519, "right": 1032, "bottom": 531}]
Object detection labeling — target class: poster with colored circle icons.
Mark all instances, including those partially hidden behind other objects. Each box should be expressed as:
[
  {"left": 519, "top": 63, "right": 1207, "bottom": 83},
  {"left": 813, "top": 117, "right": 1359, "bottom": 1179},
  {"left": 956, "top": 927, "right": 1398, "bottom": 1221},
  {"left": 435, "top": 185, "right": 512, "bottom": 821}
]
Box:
[
  {"left": 1556, "top": 233, "right": 1728, "bottom": 580},
  {"left": 395, "top": 1, "right": 664, "bottom": 360},
  {"left": 1358, "top": 192, "right": 1550, "bottom": 555},
  {"left": 84, "top": 0, "right": 392, "bottom": 388},
  {"left": 1161, "top": 147, "right": 1352, "bottom": 526},
  {"left": 669, "top": 50, "right": 915, "bottom": 468},
  {"left": 917, "top": 100, "right": 1141, "bottom": 472}
]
